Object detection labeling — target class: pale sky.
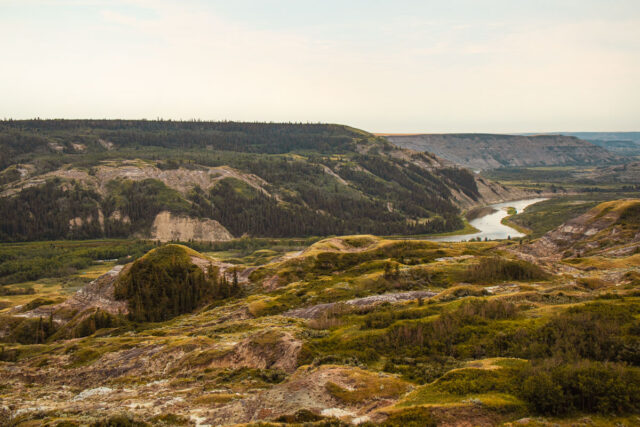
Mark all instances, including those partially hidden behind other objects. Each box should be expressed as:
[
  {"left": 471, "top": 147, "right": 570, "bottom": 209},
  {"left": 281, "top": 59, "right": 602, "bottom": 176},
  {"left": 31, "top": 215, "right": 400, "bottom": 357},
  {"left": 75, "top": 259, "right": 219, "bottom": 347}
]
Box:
[{"left": 1, "top": 0, "right": 639, "bottom": 133}]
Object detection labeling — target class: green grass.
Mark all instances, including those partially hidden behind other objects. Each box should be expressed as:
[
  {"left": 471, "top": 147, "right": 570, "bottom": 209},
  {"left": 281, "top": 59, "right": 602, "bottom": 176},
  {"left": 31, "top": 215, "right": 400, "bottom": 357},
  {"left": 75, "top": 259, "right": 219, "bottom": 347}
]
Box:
[
  {"left": 3, "top": 219, "right": 640, "bottom": 426},
  {"left": 324, "top": 367, "right": 410, "bottom": 403},
  {"left": 483, "top": 166, "right": 640, "bottom": 192},
  {"left": 500, "top": 206, "right": 534, "bottom": 235},
  {"left": 0, "top": 239, "right": 154, "bottom": 285},
  {"left": 388, "top": 218, "right": 480, "bottom": 239}
]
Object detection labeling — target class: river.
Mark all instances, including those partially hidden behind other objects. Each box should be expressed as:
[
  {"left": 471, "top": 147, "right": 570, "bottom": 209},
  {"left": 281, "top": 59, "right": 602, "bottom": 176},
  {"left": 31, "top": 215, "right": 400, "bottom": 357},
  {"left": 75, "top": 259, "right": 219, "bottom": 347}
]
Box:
[{"left": 430, "top": 198, "right": 548, "bottom": 242}]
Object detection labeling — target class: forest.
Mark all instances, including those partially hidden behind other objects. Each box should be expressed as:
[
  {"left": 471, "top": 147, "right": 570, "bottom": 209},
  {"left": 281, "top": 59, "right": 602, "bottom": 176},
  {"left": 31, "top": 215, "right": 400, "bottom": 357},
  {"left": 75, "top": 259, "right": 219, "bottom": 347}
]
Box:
[
  {"left": 114, "top": 245, "right": 241, "bottom": 322},
  {"left": 0, "top": 120, "right": 476, "bottom": 241}
]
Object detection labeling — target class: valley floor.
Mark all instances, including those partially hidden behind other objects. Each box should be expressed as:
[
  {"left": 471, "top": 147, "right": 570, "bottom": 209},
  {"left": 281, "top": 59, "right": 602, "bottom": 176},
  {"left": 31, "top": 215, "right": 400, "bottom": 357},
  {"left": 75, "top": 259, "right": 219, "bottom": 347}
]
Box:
[{"left": 2, "top": 200, "right": 640, "bottom": 426}]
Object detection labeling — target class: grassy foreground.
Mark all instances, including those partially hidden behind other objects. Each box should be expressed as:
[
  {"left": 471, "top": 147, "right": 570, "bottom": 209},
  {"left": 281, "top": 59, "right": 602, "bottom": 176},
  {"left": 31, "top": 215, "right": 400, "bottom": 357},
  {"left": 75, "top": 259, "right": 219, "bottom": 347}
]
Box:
[{"left": 0, "top": 224, "right": 639, "bottom": 426}]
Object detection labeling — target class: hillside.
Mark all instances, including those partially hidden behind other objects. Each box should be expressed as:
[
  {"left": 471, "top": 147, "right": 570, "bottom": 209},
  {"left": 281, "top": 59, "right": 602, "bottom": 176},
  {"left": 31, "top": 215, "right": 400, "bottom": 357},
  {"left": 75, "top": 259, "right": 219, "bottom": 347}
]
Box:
[
  {"left": 520, "top": 199, "right": 640, "bottom": 259},
  {"left": 382, "top": 133, "right": 620, "bottom": 170},
  {"left": 0, "top": 120, "right": 529, "bottom": 242},
  {"left": 1, "top": 224, "right": 640, "bottom": 425},
  {"left": 558, "top": 132, "right": 640, "bottom": 156}
]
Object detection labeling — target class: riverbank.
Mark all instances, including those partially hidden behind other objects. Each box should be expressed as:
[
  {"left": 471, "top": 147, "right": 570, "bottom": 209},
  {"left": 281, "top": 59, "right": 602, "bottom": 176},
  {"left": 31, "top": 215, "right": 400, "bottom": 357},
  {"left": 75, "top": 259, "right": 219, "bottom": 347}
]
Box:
[
  {"left": 428, "top": 198, "right": 548, "bottom": 242},
  {"left": 500, "top": 207, "right": 534, "bottom": 236}
]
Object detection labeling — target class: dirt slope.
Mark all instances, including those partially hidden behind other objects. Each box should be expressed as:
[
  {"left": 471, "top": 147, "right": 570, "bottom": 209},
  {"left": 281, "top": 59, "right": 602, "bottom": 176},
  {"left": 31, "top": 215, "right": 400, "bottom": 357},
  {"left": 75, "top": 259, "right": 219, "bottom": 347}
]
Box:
[
  {"left": 384, "top": 134, "right": 620, "bottom": 170},
  {"left": 520, "top": 199, "right": 640, "bottom": 259}
]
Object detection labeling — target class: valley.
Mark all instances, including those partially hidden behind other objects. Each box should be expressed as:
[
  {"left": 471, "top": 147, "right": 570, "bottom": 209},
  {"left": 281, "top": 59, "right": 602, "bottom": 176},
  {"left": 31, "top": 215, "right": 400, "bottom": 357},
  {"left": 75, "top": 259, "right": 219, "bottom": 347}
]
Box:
[
  {"left": 3, "top": 1, "right": 638, "bottom": 425},
  {"left": 1, "top": 121, "right": 639, "bottom": 427},
  {"left": 1, "top": 197, "right": 640, "bottom": 426},
  {"left": 0, "top": 120, "right": 532, "bottom": 242}
]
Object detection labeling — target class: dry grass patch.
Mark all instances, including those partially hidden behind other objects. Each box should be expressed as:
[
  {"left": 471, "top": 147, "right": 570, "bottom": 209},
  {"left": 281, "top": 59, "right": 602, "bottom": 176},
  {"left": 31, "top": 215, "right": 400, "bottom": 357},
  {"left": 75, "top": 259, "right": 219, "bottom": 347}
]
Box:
[{"left": 324, "top": 368, "right": 410, "bottom": 404}]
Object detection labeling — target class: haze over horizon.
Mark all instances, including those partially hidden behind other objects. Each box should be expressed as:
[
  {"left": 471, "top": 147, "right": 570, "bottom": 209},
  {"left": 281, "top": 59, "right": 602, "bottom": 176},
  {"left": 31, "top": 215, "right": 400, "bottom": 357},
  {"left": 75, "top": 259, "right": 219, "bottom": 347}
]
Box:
[{"left": 1, "top": 0, "right": 639, "bottom": 133}]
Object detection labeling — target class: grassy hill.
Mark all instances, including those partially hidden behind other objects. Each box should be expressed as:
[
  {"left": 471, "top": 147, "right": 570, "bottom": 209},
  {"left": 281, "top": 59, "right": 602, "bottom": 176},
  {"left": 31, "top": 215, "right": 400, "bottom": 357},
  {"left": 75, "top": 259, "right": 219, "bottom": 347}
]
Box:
[
  {"left": 1, "top": 215, "right": 639, "bottom": 425},
  {"left": 0, "top": 120, "right": 523, "bottom": 242}
]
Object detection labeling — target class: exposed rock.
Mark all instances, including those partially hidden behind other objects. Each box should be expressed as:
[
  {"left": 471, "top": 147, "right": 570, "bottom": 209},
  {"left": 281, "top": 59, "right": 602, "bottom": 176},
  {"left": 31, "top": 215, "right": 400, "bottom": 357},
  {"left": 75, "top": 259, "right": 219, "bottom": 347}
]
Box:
[
  {"left": 520, "top": 199, "right": 640, "bottom": 259},
  {"left": 1, "top": 161, "right": 273, "bottom": 200},
  {"left": 70, "top": 143, "right": 86, "bottom": 152},
  {"left": 206, "top": 365, "right": 408, "bottom": 425},
  {"left": 320, "top": 164, "right": 349, "bottom": 186},
  {"left": 72, "top": 386, "right": 113, "bottom": 401},
  {"left": 473, "top": 177, "right": 539, "bottom": 205},
  {"left": 16, "top": 265, "right": 128, "bottom": 320},
  {"left": 69, "top": 216, "right": 84, "bottom": 228},
  {"left": 109, "top": 210, "right": 130, "bottom": 223},
  {"left": 68, "top": 265, "right": 129, "bottom": 315},
  {"left": 98, "top": 138, "right": 115, "bottom": 150},
  {"left": 47, "top": 142, "right": 64, "bottom": 152},
  {"left": 212, "top": 331, "right": 302, "bottom": 373},
  {"left": 150, "top": 211, "right": 233, "bottom": 242},
  {"left": 384, "top": 134, "right": 620, "bottom": 170},
  {"left": 261, "top": 275, "right": 282, "bottom": 291}
]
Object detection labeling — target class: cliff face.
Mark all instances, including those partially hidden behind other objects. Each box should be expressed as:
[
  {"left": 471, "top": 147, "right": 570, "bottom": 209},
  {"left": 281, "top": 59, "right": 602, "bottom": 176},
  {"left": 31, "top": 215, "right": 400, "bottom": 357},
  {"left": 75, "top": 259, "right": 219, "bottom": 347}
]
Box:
[
  {"left": 150, "top": 211, "right": 233, "bottom": 242},
  {"left": 383, "top": 134, "right": 620, "bottom": 170}
]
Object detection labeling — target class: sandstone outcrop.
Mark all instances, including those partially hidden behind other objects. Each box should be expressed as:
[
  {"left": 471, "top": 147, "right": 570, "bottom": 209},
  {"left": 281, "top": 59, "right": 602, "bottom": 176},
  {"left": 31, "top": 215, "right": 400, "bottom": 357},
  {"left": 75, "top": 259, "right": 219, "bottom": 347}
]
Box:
[{"left": 150, "top": 211, "right": 233, "bottom": 242}]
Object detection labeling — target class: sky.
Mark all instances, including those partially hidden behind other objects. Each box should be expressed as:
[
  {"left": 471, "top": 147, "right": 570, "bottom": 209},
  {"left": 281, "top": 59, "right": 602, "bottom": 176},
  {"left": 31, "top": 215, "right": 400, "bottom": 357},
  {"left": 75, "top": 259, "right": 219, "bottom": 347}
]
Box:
[{"left": 1, "top": 0, "right": 639, "bottom": 133}]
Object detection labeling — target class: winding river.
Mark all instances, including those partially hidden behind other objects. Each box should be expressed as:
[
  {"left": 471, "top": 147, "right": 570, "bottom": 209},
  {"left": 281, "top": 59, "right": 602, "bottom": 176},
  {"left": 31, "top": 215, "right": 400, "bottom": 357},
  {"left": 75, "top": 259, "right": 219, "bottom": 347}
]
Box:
[{"left": 431, "top": 198, "right": 548, "bottom": 242}]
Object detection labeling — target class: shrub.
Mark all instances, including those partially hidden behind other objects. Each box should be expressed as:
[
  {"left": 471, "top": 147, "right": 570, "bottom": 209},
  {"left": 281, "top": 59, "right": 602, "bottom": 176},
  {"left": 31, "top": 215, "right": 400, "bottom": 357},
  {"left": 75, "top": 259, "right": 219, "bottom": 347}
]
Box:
[
  {"left": 519, "top": 371, "right": 566, "bottom": 415},
  {"left": 533, "top": 302, "right": 638, "bottom": 362},
  {"left": 435, "top": 367, "right": 515, "bottom": 395},
  {"left": 382, "top": 299, "right": 520, "bottom": 356},
  {"left": 519, "top": 360, "right": 640, "bottom": 415},
  {"left": 9, "top": 316, "right": 57, "bottom": 344},
  {"left": 71, "top": 309, "right": 120, "bottom": 338},
  {"left": 463, "top": 257, "right": 549, "bottom": 283},
  {"left": 376, "top": 407, "right": 437, "bottom": 427},
  {"left": 20, "top": 297, "right": 59, "bottom": 312},
  {"left": 148, "top": 413, "right": 190, "bottom": 425},
  {"left": 90, "top": 414, "right": 149, "bottom": 427},
  {"left": 383, "top": 356, "right": 461, "bottom": 384},
  {"left": 274, "top": 409, "right": 324, "bottom": 423},
  {"left": 214, "top": 367, "right": 286, "bottom": 385}
]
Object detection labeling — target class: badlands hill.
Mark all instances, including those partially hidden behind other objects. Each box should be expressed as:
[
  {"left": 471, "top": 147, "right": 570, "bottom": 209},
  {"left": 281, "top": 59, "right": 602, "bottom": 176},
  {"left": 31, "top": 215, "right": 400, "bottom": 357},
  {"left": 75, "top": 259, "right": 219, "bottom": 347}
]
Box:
[
  {"left": 2, "top": 219, "right": 640, "bottom": 425},
  {"left": 558, "top": 132, "right": 640, "bottom": 156},
  {"left": 382, "top": 133, "right": 620, "bottom": 170},
  {"left": 521, "top": 199, "right": 640, "bottom": 259},
  {"left": 0, "top": 120, "right": 530, "bottom": 242}
]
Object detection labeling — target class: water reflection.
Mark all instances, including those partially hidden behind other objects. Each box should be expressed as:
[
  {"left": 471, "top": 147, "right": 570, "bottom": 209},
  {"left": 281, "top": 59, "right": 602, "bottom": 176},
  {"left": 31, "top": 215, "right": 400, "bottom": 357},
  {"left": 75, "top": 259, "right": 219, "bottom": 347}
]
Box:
[{"left": 431, "top": 198, "right": 548, "bottom": 242}]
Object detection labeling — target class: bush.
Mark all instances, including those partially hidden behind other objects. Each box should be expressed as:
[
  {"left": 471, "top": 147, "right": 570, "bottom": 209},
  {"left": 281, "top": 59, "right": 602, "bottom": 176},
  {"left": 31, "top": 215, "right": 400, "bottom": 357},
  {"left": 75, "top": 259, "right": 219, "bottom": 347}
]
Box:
[
  {"left": 148, "top": 413, "right": 190, "bottom": 425},
  {"left": 71, "top": 309, "right": 120, "bottom": 338},
  {"left": 435, "top": 367, "right": 515, "bottom": 395},
  {"left": 375, "top": 407, "right": 436, "bottom": 427},
  {"left": 275, "top": 409, "right": 324, "bottom": 423},
  {"left": 532, "top": 302, "right": 638, "bottom": 362},
  {"left": 519, "top": 361, "right": 640, "bottom": 415},
  {"left": 9, "top": 316, "right": 57, "bottom": 344},
  {"left": 382, "top": 299, "right": 520, "bottom": 356},
  {"left": 90, "top": 414, "right": 149, "bottom": 427},
  {"left": 519, "top": 371, "right": 566, "bottom": 415},
  {"left": 463, "top": 257, "right": 549, "bottom": 283},
  {"left": 383, "top": 356, "right": 461, "bottom": 384},
  {"left": 20, "top": 297, "right": 59, "bottom": 312}
]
